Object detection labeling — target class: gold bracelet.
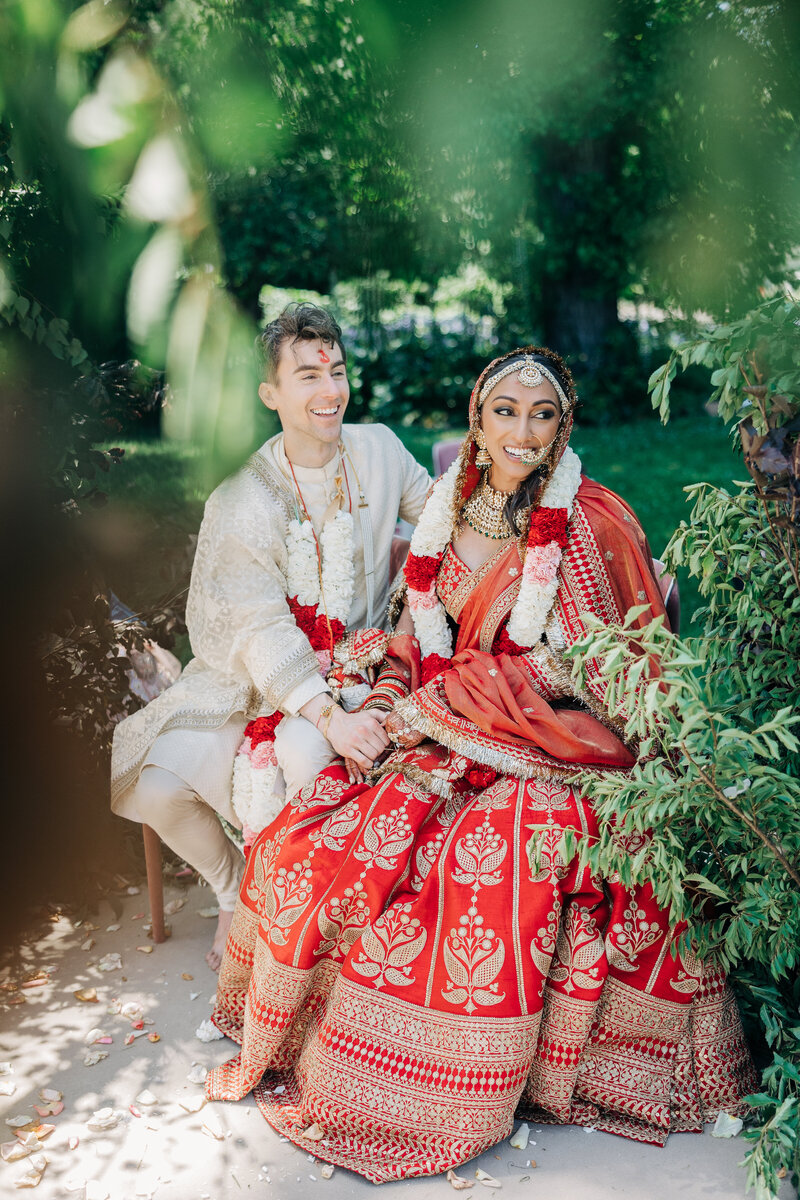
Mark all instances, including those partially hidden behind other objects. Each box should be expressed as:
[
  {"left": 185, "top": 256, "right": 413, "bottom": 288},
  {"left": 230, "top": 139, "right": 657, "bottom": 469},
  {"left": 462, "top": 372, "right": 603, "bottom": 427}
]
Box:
[{"left": 317, "top": 700, "right": 338, "bottom": 740}]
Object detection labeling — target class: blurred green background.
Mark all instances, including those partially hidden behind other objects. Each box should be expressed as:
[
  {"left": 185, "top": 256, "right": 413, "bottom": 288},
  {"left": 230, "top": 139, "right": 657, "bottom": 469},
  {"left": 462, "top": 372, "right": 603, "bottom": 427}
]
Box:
[
  {"left": 1, "top": 0, "right": 799, "bottom": 643},
  {"left": 0, "top": 0, "right": 798, "bottom": 943}
]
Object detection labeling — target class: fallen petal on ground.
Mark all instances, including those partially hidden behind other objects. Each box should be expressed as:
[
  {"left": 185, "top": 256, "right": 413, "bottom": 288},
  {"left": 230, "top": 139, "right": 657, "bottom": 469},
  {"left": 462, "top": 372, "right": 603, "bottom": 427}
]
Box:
[
  {"left": 201, "top": 1117, "right": 224, "bottom": 1140},
  {"left": 475, "top": 1168, "right": 501, "bottom": 1187},
  {"left": 509, "top": 1122, "right": 529, "bottom": 1149},
  {"left": 87, "top": 1107, "right": 119, "bottom": 1132},
  {"left": 83, "top": 1051, "right": 108, "bottom": 1067},
  {"left": 97, "top": 954, "right": 122, "bottom": 972},
  {"left": 712, "top": 1112, "right": 744, "bottom": 1138},
  {"left": 13, "top": 1151, "right": 48, "bottom": 1187},
  {"left": 195, "top": 1019, "right": 223, "bottom": 1042},
  {"left": 2, "top": 1134, "right": 43, "bottom": 1162}
]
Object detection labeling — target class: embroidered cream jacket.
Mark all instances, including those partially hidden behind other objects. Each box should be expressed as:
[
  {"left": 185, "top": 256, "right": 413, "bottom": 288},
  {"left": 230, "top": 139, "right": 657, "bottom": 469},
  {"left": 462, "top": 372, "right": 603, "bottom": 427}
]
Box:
[{"left": 110, "top": 424, "right": 431, "bottom": 812}]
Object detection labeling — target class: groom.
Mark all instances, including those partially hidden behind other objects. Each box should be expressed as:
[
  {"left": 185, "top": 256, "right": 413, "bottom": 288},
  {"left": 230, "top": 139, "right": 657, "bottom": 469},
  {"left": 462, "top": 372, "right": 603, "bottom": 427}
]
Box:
[{"left": 111, "top": 303, "right": 431, "bottom": 968}]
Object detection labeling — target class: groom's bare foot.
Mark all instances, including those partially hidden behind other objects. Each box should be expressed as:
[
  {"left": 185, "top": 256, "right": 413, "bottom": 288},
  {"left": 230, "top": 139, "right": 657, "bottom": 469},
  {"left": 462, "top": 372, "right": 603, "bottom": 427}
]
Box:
[{"left": 206, "top": 909, "right": 234, "bottom": 972}]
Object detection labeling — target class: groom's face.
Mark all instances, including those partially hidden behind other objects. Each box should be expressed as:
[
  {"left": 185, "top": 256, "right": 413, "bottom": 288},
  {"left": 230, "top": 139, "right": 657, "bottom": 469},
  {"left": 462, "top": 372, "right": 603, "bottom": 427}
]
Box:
[{"left": 258, "top": 336, "right": 349, "bottom": 461}]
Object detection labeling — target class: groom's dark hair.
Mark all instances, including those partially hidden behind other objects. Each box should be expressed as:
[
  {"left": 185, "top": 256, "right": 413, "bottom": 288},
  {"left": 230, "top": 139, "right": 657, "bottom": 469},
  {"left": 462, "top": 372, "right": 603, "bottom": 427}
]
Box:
[{"left": 256, "top": 303, "right": 345, "bottom": 383}]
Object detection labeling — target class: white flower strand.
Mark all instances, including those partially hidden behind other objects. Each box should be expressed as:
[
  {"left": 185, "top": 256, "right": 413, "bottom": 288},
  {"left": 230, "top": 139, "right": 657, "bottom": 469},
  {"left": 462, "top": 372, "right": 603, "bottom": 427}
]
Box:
[
  {"left": 234, "top": 508, "right": 356, "bottom": 839},
  {"left": 406, "top": 462, "right": 460, "bottom": 660},
  {"left": 507, "top": 447, "right": 582, "bottom": 647},
  {"left": 319, "top": 510, "right": 355, "bottom": 623},
  {"left": 286, "top": 510, "right": 355, "bottom": 621},
  {"left": 408, "top": 446, "right": 583, "bottom": 660},
  {"left": 286, "top": 519, "right": 319, "bottom": 605},
  {"left": 408, "top": 457, "right": 460, "bottom": 558}
]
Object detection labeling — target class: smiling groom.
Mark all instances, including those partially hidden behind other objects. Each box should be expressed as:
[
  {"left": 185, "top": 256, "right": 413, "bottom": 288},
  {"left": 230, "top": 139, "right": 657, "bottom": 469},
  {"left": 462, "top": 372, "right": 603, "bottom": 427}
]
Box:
[{"left": 110, "top": 304, "right": 431, "bottom": 969}]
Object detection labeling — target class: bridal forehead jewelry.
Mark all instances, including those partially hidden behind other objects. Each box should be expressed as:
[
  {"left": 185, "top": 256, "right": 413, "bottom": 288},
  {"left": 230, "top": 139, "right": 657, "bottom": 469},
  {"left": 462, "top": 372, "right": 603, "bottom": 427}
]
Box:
[{"left": 478, "top": 355, "right": 572, "bottom": 412}]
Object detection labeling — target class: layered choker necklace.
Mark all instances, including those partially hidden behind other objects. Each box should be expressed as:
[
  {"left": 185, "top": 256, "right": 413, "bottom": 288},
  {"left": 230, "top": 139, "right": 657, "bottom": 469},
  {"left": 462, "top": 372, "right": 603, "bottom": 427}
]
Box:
[{"left": 460, "top": 476, "right": 516, "bottom": 540}]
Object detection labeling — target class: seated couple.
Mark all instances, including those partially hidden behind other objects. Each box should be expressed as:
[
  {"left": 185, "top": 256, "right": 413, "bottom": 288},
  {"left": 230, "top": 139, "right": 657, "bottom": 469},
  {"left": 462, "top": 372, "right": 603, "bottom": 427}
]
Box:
[{"left": 111, "top": 304, "right": 756, "bottom": 1181}]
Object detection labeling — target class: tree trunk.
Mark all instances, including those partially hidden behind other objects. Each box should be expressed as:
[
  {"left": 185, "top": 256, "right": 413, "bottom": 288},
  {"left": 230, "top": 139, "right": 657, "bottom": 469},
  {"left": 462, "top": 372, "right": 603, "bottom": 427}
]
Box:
[
  {"left": 533, "top": 134, "right": 624, "bottom": 375},
  {"left": 543, "top": 288, "right": 618, "bottom": 375}
]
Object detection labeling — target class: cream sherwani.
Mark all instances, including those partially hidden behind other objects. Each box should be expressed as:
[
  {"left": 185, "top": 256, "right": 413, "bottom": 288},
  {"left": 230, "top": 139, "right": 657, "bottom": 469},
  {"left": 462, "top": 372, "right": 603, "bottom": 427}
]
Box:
[{"left": 110, "top": 424, "right": 430, "bottom": 907}]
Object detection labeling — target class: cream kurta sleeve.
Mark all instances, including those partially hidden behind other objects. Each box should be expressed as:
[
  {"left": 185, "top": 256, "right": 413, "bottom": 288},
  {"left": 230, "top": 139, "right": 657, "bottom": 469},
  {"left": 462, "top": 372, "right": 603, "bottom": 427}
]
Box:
[
  {"left": 395, "top": 432, "right": 435, "bottom": 526},
  {"left": 187, "top": 476, "right": 322, "bottom": 715}
]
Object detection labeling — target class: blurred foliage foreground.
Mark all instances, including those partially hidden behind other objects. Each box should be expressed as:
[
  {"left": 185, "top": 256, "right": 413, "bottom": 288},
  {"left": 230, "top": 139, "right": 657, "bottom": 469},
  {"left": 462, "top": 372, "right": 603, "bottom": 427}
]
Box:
[{"left": 561, "top": 298, "right": 800, "bottom": 1199}]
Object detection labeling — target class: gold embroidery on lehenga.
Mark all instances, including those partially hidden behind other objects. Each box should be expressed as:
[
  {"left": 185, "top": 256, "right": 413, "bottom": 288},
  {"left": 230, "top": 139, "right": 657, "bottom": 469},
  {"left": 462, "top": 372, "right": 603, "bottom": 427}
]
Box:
[
  {"left": 351, "top": 902, "right": 427, "bottom": 988},
  {"left": 410, "top": 833, "right": 445, "bottom": 892},
  {"left": 353, "top": 807, "right": 415, "bottom": 870},
  {"left": 525, "top": 780, "right": 573, "bottom": 814},
  {"left": 549, "top": 906, "right": 605, "bottom": 994},
  {"left": 443, "top": 818, "right": 508, "bottom": 1012},
  {"left": 316, "top": 881, "right": 371, "bottom": 960},
  {"left": 527, "top": 825, "right": 571, "bottom": 884},
  {"left": 442, "top": 918, "right": 506, "bottom": 1012},
  {"left": 309, "top": 802, "right": 363, "bottom": 852},
  {"left": 473, "top": 776, "right": 516, "bottom": 811},
  {"left": 669, "top": 944, "right": 703, "bottom": 995},
  {"left": 529, "top": 905, "right": 558, "bottom": 978},
  {"left": 605, "top": 897, "right": 664, "bottom": 971},
  {"left": 250, "top": 849, "right": 315, "bottom": 947}
]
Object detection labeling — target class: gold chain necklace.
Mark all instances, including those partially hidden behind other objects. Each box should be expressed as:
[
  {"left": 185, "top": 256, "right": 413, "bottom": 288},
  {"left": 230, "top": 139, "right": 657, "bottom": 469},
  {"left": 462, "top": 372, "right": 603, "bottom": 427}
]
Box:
[{"left": 461, "top": 477, "right": 515, "bottom": 540}]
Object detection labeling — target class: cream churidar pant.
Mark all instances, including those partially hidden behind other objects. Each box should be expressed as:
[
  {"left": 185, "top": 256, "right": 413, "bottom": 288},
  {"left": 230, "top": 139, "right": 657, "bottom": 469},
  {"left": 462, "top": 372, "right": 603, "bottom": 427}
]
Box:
[{"left": 136, "top": 715, "right": 336, "bottom": 911}]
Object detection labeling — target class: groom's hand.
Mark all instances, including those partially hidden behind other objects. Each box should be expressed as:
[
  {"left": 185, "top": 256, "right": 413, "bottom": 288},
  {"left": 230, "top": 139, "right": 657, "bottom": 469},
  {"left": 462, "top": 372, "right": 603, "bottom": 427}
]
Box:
[{"left": 327, "top": 707, "right": 390, "bottom": 773}]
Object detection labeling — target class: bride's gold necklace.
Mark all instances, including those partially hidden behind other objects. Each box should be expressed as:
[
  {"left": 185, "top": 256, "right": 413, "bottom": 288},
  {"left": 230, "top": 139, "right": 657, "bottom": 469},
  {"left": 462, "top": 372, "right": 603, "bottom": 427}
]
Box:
[{"left": 461, "top": 476, "right": 515, "bottom": 540}]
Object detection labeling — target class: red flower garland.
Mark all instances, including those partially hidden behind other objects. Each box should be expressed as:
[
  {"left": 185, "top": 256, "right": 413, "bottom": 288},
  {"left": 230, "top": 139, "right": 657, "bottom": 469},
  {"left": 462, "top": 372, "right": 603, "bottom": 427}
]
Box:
[
  {"left": 404, "top": 553, "right": 442, "bottom": 591},
  {"left": 527, "top": 507, "right": 569, "bottom": 549},
  {"left": 287, "top": 596, "right": 344, "bottom": 653},
  {"left": 287, "top": 598, "right": 317, "bottom": 636},
  {"left": 491, "top": 625, "right": 528, "bottom": 656},
  {"left": 421, "top": 653, "right": 451, "bottom": 685},
  {"left": 246, "top": 711, "right": 284, "bottom": 747}
]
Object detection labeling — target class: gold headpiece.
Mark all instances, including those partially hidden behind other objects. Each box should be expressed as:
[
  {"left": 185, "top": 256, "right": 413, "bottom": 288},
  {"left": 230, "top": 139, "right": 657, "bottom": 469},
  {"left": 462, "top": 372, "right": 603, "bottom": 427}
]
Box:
[{"left": 477, "top": 355, "right": 572, "bottom": 412}]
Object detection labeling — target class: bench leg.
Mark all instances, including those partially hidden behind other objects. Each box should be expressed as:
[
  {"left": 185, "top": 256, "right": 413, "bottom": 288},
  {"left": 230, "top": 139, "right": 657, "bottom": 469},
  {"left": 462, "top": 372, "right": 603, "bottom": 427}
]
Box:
[{"left": 142, "top": 824, "right": 166, "bottom": 944}]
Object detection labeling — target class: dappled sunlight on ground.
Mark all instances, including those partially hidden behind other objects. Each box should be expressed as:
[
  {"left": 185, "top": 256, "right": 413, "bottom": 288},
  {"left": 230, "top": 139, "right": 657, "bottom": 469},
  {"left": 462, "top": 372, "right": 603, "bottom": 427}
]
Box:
[{"left": 0, "top": 882, "right": 784, "bottom": 1200}]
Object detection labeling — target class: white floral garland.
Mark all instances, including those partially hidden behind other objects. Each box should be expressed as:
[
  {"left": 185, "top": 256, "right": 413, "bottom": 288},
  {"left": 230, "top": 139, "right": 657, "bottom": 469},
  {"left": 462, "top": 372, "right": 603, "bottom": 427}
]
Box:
[
  {"left": 233, "top": 508, "right": 355, "bottom": 841},
  {"left": 285, "top": 509, "right": 355, "bottom": 622},
  {"left": 407, "top": 447, "right": 583, "bottom": 659}
]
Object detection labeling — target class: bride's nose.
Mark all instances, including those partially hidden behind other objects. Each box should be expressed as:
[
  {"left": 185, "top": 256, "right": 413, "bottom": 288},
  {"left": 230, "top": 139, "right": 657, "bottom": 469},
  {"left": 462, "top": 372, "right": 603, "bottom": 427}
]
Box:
[{"left": 513, "top": 412, "right": 530, "bottom": 442}]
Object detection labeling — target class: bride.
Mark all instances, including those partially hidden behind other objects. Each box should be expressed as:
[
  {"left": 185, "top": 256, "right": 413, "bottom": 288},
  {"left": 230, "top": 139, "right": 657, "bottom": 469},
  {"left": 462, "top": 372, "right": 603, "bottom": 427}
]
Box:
[{"left": 206, "top": 346, "right": 755, "bottom": 1181}]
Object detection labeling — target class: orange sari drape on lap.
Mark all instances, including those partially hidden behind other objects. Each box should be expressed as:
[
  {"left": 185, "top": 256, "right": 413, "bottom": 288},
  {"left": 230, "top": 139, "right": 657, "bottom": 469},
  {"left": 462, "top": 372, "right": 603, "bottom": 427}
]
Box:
[{"left": 206, "top": 478, "right": 755, "bottom": 1182}]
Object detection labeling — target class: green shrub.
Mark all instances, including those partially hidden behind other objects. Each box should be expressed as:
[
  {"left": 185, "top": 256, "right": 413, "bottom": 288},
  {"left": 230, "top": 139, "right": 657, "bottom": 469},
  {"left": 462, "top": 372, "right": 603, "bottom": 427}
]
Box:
[{"left": 565, "top": 296, "right": 800, "bottom": 1199}]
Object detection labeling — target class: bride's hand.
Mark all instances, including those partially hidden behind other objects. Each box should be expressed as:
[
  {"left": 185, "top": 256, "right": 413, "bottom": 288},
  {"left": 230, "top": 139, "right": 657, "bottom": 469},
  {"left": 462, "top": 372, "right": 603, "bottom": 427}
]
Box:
[{"left": 384, "top": 710, "right": 425, "bottom": 749}]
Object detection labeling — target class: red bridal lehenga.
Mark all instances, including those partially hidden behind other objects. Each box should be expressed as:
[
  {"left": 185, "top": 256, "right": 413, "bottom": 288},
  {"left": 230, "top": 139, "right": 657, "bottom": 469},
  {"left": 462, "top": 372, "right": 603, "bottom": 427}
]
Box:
[{"left": 206, "top": 475, "right": 756, "bottom": 1183}]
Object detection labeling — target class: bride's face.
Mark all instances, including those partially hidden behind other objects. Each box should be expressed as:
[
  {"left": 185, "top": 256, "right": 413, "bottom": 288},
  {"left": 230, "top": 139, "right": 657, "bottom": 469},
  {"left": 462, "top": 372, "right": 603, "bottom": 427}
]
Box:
[{"left": 479, "top": 374, "right": 562, "bottom": 492}]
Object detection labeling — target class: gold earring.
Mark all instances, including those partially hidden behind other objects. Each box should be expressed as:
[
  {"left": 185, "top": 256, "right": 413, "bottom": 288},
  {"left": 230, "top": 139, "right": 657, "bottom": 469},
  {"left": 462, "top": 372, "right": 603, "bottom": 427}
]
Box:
[{"left": 474, "top": 428, "right": 492, "bottom": 468}]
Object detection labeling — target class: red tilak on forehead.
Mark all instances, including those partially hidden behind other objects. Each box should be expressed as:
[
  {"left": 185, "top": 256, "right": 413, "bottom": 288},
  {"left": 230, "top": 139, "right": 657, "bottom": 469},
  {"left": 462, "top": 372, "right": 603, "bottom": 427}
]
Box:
[{"left": 318, "top": 348, "right": 330, "bottom": 363}]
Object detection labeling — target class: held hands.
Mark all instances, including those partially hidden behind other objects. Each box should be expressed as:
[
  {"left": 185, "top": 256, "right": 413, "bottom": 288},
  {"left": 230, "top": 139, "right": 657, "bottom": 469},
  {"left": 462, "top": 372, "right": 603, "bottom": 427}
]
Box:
[
  {"left": 384, "top": 709, "right": 425, "bottom": 750},
  {"left": 327, "top": 706, "right": 390, "bottom": 781}
]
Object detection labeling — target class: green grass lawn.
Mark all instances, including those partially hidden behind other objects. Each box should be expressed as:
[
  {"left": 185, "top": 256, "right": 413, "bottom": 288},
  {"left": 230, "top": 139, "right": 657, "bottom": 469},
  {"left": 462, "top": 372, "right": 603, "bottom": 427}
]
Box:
[{"left": 102, "top": 411, "right": 739, "bottom": 630}]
